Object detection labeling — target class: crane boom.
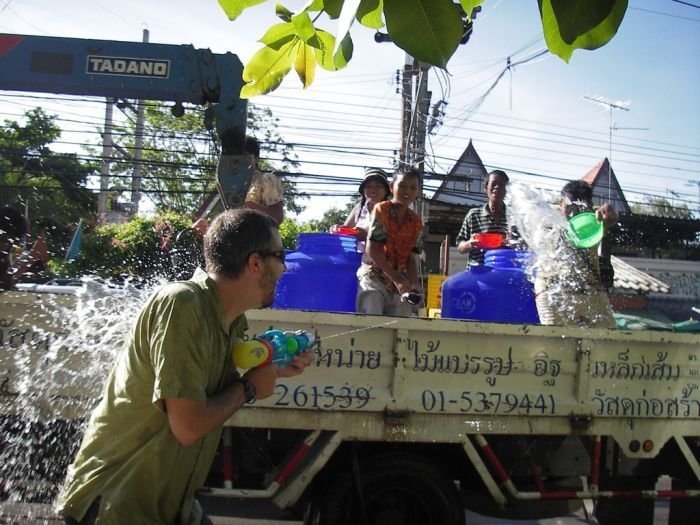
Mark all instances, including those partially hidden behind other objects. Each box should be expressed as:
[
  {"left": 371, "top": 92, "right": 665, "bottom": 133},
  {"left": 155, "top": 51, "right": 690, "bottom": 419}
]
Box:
[{"left": 0, "top": 33, "right": 250, "bottom": 209}]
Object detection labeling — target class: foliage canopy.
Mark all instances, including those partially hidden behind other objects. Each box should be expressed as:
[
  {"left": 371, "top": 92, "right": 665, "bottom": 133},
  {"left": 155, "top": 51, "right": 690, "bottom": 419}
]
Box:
[
  {"left": 217, "top": 0, "right": 628, "bottom": 97},
  {"left": 0, "top": 108, "right": 97, "bottom": 256}
]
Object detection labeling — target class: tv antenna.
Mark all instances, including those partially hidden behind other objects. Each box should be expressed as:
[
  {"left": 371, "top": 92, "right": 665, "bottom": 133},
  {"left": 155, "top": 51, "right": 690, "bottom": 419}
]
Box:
[{"left": 583, "top": 95, "right": 631, "bottom": 201}]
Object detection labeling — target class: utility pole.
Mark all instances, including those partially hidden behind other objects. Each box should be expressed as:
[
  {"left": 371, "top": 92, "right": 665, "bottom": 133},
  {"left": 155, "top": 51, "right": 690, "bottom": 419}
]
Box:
[
  {"left": 98, "top": 98, "right": 114, "bottom": 222},
  {"left": 399, "top": 56, "right": 432, "bottom": 175},
  {"left": 129, "top": 28, "right": 149, "bottom": 216},
  {"left": 398, "top": 55, "right": 432, "bottom": 225},
  {"left": 399, "top": 56, "right": 413, "bottom": 169},
  {"left": 414, "top": 63, "right": 431, "bottom": 176}
]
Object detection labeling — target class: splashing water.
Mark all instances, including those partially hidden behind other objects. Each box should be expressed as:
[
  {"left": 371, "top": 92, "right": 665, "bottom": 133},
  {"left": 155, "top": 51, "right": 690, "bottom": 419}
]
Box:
[
  {"left": 0, "top": 275, "right": 401, "bottom": 507},
  {"left": 0, "top": 277, "right": 161, "bottom": 505},
  {"left": 319, "top": 319, "right": 399, "bottom": 342},
  {"left": 506, "top": 181, "right": 567, "bottom": 276},
  {"left": 506, "top": 182, "right": 611, "bottom": 327}
]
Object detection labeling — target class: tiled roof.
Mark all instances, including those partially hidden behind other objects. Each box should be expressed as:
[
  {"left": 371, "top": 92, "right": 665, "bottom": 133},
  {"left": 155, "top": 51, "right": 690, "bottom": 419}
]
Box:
[
  {"left": 582, "top": 159, "right": 606, "bottom": 185},
  {"left": 612, "top": 256, "right": 670, "bottom": 294}
]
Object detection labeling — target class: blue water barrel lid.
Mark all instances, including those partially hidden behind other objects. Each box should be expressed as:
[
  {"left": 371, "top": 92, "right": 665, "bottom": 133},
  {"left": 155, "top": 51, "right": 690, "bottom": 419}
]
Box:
[{"left": 296, "top": 232, "right": 357, "bottom": 254}]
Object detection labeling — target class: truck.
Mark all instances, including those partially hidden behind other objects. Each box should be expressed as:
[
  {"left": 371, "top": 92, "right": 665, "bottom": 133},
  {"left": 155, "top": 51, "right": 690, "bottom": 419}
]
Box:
[{"left": 1, "top": 33, "right": 699, "bottom": 525}]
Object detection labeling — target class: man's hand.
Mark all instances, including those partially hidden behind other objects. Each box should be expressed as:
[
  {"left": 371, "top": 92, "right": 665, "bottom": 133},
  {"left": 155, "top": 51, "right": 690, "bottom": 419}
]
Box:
[
  {"left": 394, "top": 275, "right": 413, "bottom": 295},
  {"left": 277, "top": 351, "right": 315, "bottom": 378},
  {"left": 596, "top": 203, "right": 618, "bottom": 229},
  {"left": 243, "top": 364, "right": 277, "bottom": 399}
]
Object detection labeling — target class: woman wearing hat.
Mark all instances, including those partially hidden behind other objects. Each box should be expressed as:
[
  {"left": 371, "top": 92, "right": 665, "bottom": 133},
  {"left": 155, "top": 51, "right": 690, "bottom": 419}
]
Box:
[{"left": 333, "top": 168, "right": 391, "bottom": 253}]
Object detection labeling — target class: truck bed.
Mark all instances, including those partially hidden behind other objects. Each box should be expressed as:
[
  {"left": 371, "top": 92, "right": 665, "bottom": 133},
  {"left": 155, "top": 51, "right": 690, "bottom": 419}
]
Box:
[
  {"left": 2, "top": 288, "right": 699, "bottom": 523},
  {"left": 2, "top": 288, "right": 698, "bottom": 458}
]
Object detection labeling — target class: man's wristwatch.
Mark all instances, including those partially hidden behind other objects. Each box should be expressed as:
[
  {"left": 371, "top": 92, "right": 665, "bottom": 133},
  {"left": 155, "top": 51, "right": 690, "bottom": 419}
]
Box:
[{"left": 235, "top": 377, "right": 256, "bottom": 404}]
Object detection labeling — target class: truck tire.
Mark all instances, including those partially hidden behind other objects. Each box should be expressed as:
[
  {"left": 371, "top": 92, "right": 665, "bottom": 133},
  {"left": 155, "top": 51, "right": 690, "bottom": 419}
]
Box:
[{"left": 310, "top": 453, "right": 465, "bottom": 525}]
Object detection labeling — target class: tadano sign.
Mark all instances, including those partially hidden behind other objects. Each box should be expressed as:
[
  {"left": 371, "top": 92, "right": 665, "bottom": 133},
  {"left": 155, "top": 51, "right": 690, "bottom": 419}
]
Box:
[{"left": 86, "top": 55, "right": 169, "bottom": 78}]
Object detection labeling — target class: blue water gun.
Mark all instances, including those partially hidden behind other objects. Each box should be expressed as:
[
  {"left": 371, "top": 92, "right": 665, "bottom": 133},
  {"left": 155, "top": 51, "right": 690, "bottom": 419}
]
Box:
[{"left": 232, "top": 329, "right": 316, "bottom": 369}]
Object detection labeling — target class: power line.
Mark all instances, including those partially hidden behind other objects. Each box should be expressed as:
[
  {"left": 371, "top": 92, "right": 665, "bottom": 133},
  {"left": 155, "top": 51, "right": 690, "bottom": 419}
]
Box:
[
  {"left": 1, "top": 91, "right": 696, "bottom": 210},
  {"left": 670, "top": 0, "right": 700, "bottom": 9},
  {"left": 629, "top": 5, "right": 700, "bottom": 21}
]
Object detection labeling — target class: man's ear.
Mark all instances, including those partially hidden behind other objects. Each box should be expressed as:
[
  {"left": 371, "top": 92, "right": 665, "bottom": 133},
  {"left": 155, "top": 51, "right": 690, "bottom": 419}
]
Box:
[{"left": 245, "top": 252, "right": 264, "bottom": 276}]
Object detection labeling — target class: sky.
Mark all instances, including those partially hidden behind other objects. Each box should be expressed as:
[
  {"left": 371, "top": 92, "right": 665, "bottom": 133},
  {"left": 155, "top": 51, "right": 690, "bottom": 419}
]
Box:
[{"left": 0, "top": 0, "right": 699, "bottom": 222}]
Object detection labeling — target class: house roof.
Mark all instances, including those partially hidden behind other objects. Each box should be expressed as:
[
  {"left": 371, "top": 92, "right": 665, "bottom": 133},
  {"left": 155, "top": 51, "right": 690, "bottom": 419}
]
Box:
[
  {"left": 582, "top": 159, "right": 606, "bottom": 186},
  {"left": 580, "top": 158, "right": 631, "bottom": 214},
  {"left": 431, "top": 140, "right": 488, "bottom": 205},
  {"left": 611, "top": 255, "right": 670, "bottom": 294}
]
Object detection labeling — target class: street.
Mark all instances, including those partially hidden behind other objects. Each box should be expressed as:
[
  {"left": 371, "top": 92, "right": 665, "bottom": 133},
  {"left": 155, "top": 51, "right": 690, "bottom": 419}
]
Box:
[{"left": 0, "top": 500, "right": 672, "bottom": 525}]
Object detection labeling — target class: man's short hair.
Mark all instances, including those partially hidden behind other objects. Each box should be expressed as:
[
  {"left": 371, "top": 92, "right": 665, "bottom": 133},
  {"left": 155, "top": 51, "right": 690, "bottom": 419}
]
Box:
[
  {"left": 487, "top": 170, "right": 509, "bottom": 183},
  {"left": 561, "top": 180, "right": 593, "bottom": 202},
  {"left": 0, "top": 207, "right": 28, "bottom": 241},
  {"left": 394, "top": 166, "right": 422, "bottom": 183},
  {"left": 204, "top": 209, "right": 278, "bottom": 278}
]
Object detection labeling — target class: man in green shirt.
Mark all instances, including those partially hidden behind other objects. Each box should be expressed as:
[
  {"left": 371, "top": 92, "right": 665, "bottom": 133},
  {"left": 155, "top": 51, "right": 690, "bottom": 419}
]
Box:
[{"left": 56, "top": 209, "right": 313, "bottom": 524}]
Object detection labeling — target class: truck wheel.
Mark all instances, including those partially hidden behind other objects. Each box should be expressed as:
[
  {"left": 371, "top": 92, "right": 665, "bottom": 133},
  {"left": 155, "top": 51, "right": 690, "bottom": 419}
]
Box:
[{"left": 312, "top": 453, "right": 465, "bottom": 525}]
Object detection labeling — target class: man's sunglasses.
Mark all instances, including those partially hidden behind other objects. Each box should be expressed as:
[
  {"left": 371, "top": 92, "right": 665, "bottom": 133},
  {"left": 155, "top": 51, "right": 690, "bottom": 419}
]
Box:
[{"left": 256, "top": 250, "right": 286, "bottom": 264}]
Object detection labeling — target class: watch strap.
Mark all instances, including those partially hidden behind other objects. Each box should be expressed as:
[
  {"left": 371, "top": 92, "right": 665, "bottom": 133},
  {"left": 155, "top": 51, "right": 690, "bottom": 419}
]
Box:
[{"left": 236, "top": 377, "right": 256, "bottom": 404}]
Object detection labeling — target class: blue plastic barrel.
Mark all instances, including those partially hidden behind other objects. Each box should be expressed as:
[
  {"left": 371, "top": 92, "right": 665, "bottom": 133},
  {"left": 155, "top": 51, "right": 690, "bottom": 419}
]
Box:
[
  {"left": 441, "top": 249, "right": 539, "bottom": 323},
  {"left": 273, "top": 233, "right": 362, "bottom": 313}
]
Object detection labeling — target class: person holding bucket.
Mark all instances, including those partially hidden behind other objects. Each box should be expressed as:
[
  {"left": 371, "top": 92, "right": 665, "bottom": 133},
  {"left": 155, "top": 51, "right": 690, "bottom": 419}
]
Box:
[
  {"left": 356, "top": 168, "right": 423, "bottom": 316},
  {"left": 332, "top": 167, "right": 391, "bottom": 255},
  {"left": 534, "top": 179, "right": 617, "bottom": 328},
  {"left": 456, "top": 170, "right": 519, "bottom": 267}
]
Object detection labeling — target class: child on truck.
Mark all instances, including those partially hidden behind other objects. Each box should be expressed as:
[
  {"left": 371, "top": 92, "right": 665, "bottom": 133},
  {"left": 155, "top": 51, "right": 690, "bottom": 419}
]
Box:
[
  {"left": 534, "top": 179, "right": 617, "bottom": 328},
  {"left": 357, "top": 167, "right": 423, "bottom": 316}
]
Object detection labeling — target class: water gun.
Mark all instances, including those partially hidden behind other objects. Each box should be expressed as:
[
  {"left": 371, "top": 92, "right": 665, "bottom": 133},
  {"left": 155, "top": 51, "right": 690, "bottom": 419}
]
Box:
[{"left": 232, "top": 329, "right": 317, "bottom": 369}]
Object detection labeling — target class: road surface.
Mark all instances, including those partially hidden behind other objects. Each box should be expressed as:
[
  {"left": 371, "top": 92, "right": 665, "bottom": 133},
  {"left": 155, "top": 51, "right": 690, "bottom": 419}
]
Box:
[{"left": 0, "top": 500, "right": 672, "bottom": 525}]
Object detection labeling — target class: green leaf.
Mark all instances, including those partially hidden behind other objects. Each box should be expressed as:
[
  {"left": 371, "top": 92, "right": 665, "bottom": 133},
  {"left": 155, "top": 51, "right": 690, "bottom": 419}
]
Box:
[
  {"left": 539, "top": 0, "right": 628, "bottom": 63},
  {"left": 333, "top": 0, "right": 361, "bottom": 56},
  {"left": 310, "top": 28, "right": 334, "bottom": 61},
  {"left": 357, "top": 0, "right": 384, "bottom": 29},
  {"left": 294, "top": 42, "right": 316, "bottom": 87},
  {"left": 241, "top": 39, "right": 298, "bottom": 98},
  {"left": 311, "top": 29, "right": 335, "bottom": 69},
  {"left": 259, "top": 22, "right": 296, "bottom": 50},
  {"left": 275, "top": 2, "right": 293, "bottom": 21},
  {"left": 307, "top": 29, "right": 353, "bottom": 71},
  {"left": 298, "top": 0, "right": 324, "bottom": 11},
  {"left": 459, "top": 0, "right": 484, "bottom": 20},
  {"left": 384, "top": 0, "right": 462, "bottom": 69},
  {"left": 333, "top": 33, "right": 353, "bottom": 69},
  {"left": 292, "top": 11, "right": 317, "bottom": 44},
  {"left": 218, "top": 0, "right": 268, "bottom": 21},
  {"left": 323, "top": 0, "right": 344, "bottom": 19}
]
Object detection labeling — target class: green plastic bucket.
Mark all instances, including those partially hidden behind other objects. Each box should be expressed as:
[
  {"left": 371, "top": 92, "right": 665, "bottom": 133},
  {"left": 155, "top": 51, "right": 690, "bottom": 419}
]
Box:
[{"left": 565, "top": 212, "right": 604, "bottom": 249}]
